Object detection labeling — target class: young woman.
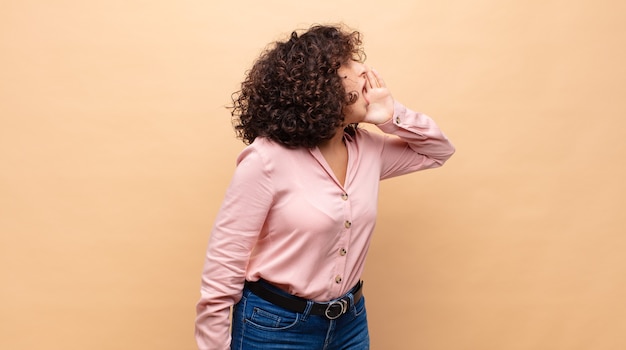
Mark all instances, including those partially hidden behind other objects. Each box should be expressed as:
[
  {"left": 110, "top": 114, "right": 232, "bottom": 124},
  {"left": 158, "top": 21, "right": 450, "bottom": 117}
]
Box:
[{"left": 195, "top": 24, "right": 455, "bottom": 350}]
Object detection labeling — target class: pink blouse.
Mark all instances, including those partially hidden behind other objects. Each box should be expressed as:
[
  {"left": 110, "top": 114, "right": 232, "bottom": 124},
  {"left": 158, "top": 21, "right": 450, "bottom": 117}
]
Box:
[{"left": 195, "top": 101, "right": 455, "bottom": 349}]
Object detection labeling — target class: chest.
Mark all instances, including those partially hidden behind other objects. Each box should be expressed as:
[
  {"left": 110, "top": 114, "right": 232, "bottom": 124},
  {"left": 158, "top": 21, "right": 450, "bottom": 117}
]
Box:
[
  {"left": 266, "top": 153, "right": 380, "bottom": 235},
  {"left": 318, "top": 145, "right": 348, "bottom": 187}
]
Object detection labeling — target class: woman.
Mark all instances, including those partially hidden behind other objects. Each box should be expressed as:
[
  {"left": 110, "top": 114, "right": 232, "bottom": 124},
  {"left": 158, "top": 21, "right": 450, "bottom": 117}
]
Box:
[{"left": 195, "top": 24, "right": 455, "bottom": 350}]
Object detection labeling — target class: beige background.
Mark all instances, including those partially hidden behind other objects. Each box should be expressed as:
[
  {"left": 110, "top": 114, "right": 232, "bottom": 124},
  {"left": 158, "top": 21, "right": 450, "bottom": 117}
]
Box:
[{"left": 1, "top": 0, "right": 625, "bottom": 349}]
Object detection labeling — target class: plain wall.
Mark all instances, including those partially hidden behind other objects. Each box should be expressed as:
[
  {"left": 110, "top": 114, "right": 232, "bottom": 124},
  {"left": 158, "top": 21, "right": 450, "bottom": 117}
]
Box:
[{"left": 1, "top": 0, "right": 625, "bottom": 349}]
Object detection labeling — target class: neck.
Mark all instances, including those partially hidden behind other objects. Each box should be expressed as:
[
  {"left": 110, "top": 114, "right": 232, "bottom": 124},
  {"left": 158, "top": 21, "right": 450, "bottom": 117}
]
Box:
[{"left": 318, "top": 127, "right": 345, "bottom": 151}]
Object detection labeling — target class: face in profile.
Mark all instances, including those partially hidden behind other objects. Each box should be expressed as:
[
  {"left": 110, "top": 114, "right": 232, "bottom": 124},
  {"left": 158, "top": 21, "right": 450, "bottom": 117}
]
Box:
[{"left": 338, "top": 59, "right": 370, "bottom": 125}]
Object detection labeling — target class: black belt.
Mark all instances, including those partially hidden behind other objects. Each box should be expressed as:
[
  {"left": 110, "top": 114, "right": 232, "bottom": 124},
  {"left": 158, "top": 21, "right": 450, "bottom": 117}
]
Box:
[{"left": 245, "top": 279, "right": 363, "bottom": 320}]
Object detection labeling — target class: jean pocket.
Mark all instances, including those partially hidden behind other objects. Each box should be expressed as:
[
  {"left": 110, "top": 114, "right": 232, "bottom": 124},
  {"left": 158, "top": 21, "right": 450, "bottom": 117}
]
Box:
[{"left": 243, "top": 293, "right": 300, "bottom": 331}]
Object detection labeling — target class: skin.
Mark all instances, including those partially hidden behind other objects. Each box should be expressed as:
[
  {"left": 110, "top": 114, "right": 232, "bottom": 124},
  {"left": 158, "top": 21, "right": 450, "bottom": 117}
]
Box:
[
  {"left": 318, "top": 60, "right": 395, "bottom": 185},
  {"left": 339, "top": 60, "right": 395, "bottom": 126}
]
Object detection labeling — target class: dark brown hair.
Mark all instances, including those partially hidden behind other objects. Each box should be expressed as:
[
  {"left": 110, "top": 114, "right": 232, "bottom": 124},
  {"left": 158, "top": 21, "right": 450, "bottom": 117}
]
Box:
[{"left": 230, "top": 24, "right": 365, "bottom": 148}]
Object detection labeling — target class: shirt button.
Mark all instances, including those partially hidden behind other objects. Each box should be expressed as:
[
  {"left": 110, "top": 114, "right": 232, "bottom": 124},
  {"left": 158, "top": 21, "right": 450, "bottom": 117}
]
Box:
[
  {"left": 335, "top": 275, "right": 343, "bottom": 284},
  {"left": 395, "top": 116, "right": 401, "bottom": 124},
  {"left": 341, "top": 193, "right": 348, "bottom": 201},
  {"left": 344, "top": 221, "right": 352, "bottom": 228},
  {"left": 339, "top": 248, "right": 347, "bottom": 256}
]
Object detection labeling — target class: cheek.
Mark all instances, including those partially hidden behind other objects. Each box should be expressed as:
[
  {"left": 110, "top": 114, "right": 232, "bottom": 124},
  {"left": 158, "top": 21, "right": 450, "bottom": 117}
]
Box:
[
  {"left": 342, "top": 100, "right": 366, "bottom": 122},
  {"left": 339, "top": 73, "right": 359, "bottom": 91}
]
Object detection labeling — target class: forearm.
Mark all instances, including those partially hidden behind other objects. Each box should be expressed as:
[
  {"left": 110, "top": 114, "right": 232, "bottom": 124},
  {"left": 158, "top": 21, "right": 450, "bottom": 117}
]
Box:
[
  {"left": 376, "top": 101, "right": 455, "bottom": 179},
  {"left": 380, "top": 101, "right": 455, "bottom": 163}
]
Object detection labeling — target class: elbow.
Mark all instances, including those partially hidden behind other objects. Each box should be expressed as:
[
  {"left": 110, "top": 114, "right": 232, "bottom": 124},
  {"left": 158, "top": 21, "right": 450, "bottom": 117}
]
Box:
[
  {"left": 444, "top": 143, "right": 456, "bottom": 161},
  {"left": 432, "top": 144, "right": 456, "bottom": 167}
]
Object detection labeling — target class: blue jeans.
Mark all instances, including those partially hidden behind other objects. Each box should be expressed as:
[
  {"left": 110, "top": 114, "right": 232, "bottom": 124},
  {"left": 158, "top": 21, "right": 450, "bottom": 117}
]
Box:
[{"left": 231, "top": 283, "right": 370, "bottom": 350}]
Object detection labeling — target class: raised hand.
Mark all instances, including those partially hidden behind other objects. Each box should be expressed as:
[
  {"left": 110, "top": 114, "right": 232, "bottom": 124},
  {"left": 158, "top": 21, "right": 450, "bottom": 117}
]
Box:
[{"left": 363, "top": 69, "right": 394, "bottom": 125}]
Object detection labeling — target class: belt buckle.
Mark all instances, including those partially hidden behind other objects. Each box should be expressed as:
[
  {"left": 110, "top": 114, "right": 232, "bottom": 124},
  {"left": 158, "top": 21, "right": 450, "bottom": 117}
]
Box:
[{"left": 325, "top": 299, "right": 348, "bottom": 320}]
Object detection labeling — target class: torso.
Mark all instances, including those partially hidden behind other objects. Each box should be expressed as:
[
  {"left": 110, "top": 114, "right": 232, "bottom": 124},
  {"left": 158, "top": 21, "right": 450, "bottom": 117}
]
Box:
[{"left": 244, "top": 134, "right": 381, "bottom": 300}]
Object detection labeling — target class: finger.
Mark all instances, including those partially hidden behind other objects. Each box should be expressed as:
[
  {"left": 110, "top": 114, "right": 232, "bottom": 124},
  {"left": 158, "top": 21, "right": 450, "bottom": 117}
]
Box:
[
  {"left": 365, "top": 71, "right": 374, "bottom": 90},
  {"left": 366, "top": 70, "right": 378, "bottom": 88},
  {"left": 372, "top": 68, "right": 385, "bottom": 88}
]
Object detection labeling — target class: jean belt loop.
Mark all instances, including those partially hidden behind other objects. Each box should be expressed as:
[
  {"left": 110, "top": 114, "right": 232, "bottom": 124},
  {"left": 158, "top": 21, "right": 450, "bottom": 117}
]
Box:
[
  {"left": 300, "top": 300, "right": 314, "bottom": 321},
  {"left": 347, "top": 292, "right": 355, "bottom": 312}
]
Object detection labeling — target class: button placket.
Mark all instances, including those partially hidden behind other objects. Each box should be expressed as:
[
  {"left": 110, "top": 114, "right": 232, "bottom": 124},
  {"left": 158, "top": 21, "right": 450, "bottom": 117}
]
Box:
[{"left": 331, "top": 188, "right": 351, "bottom": 293}]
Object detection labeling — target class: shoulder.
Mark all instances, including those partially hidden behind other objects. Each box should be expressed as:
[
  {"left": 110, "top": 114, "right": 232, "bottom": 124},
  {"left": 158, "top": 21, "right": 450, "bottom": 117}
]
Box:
[
  {"left": 350, "top": 126, "right": 387, "bottom": 148},
  {"left": 236, "top": 137, "right": 305, "bottom": 167}
]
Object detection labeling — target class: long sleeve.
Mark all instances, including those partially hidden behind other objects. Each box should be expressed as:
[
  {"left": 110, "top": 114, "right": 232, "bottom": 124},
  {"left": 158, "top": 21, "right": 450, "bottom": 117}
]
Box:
[
  {"left": 195, "top": 147, "right": 274, "bottom": 350},
  {"left": 376, "top": 101, "right": 455, "bottom": 180}
]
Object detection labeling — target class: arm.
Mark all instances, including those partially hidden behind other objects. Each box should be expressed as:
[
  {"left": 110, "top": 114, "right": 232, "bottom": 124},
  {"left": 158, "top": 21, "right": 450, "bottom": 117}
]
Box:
[
  {"left": 195, "top": 146, "right": 273, "bottom": 350},
  {"left": 363, "top": 69, "right": 455, "bottom": 179},
  {"left": 377, "top": 101, "right": 455, "bottom": 179}
]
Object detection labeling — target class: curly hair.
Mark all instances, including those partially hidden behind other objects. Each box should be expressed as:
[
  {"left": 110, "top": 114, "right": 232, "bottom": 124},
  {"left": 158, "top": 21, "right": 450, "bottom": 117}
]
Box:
[{"left": 230, "top": 24, "right": 365, "bottom": 148}]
